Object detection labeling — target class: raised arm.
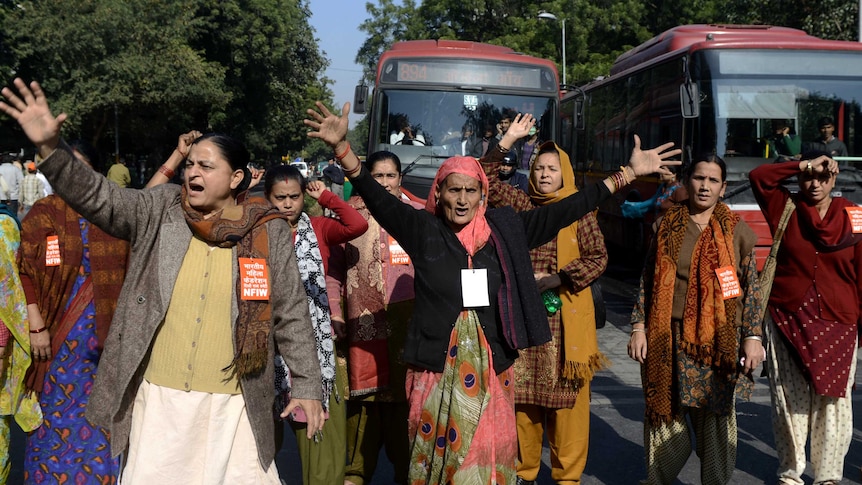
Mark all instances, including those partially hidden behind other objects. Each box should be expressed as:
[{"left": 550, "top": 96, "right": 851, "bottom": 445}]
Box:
[
  {"left": 750, "top": 157, "right": 837, "bottom": 231},
  {"left": 307, "top": 181, "right": 368, "bottom": 245},
  {"left": 304, "top": 102, "right": 431, "bottom": 254},
  {"left": 1, "top": 79, "right": 168, "bottom": 242},
  {"left": 146, "top": 130, "right": 201, "bottom": 188}
]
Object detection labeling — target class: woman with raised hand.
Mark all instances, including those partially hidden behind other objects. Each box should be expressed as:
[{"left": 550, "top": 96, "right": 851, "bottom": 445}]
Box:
[
  {"left": 331, "top": 150, "right": 424, "bottom": 485},
  {"left": 263, "top": 164, "right": 367, "bottom": 485},
  {"left": 1, "top": 78, "right": 323, "bottom": 484},
  {"left": 482, "top": 135, "right": 609, "bottom": 485},
  {"left": 305, "top": 101, "right": 680, "bottom": 484},
  {"left": 751, "top": 154, "right": 860, "bottom": 485},
  {"left": 628, "top": 154, "right": 765, "bottom": 485}
]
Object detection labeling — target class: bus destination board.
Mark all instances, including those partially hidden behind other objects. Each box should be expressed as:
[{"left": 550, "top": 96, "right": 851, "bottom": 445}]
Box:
[{"left": 383, "top": 59, "right": 553, "bottom": 91}]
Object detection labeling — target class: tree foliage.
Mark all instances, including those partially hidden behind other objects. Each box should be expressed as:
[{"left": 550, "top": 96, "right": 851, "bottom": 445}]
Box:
[
  {"left": 355, "top": 0, "right": 859, "bottom": 87},
  {"left": 0, "top": 0, "right": 332, "bottom": 166}
]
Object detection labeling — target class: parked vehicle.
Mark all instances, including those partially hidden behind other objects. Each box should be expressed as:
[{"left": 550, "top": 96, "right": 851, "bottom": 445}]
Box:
[{"left": 290, "top": 161, "right": 309, "bottom": 178}]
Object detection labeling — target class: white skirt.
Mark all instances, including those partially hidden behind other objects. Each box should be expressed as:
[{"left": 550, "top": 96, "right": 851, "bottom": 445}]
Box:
[{"left": 120, "top": 379, "right": 280, "bottom": 485}]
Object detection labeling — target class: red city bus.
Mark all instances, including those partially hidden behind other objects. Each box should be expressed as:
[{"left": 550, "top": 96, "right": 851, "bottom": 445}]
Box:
[
  {"left": 560, "top": 24, "right": 862, "bottom": 271},
  {"left": 354, "top": 40, "right": 560, "bottom": 198}
]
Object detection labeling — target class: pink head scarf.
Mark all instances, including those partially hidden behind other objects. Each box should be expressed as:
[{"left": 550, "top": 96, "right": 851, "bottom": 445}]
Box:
[{"left": 425, "top": 156, "right": 491, "bottom": 261}]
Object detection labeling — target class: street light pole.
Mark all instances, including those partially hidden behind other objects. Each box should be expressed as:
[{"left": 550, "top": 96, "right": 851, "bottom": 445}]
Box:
[
  {"left": 538, "top": 12, "right": 566, "bottom": 86},
  {"left": 561, "top": 18, "right": 566, "bottom": 85}
]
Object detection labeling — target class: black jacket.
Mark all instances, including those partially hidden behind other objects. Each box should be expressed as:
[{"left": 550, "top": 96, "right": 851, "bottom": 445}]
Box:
[{"left": 350, "top": 167, "right": 611, "bottom": 373}]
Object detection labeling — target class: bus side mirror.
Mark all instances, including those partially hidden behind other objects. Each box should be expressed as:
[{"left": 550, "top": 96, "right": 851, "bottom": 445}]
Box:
[
  {"left": 680, "top": 83, "right": 699, "bottom": 119},
  {"left": 575, "top": 98, "right": 585, "bottom": 130},
  {"left": 353, "top": 85, "right": 369, "bottom": 114}
]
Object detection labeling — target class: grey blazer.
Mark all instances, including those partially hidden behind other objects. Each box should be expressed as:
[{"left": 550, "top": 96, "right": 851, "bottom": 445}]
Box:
[{"left": 38, "top": 143, "right": 321, "bottom": 469}]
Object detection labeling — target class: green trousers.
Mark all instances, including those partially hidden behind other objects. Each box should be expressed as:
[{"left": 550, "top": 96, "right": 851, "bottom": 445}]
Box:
[
  {"left": 344, "top": 399, "right": 410, "bottom": 485},
  {"left": 291, "top": 363, "right": 348, "bottom": 485}
]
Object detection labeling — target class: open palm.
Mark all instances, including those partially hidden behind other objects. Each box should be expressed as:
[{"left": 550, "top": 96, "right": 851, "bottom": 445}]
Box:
[{"left": 0, "top": 79, "right": 67, "bottom": 154}]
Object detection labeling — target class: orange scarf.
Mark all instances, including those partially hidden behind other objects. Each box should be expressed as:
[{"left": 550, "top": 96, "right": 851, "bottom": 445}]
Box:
[
  {"left": 425, "top": 156, "right": 490, "bottom": 265},
  {"left": 644, "top": 202, "right": 739, "bottom": 424}
]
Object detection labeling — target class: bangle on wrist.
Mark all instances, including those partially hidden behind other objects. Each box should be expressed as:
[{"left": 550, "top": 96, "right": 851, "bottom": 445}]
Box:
[
  {"left": 158, "top": 165, "right": 176, "bottom": 179},
  {"left": 496, "top": 144, "right": 510, "bottom": 154},
  {"left": 29, "top": 327, "right": 47, "bottom": 334},
  {"left": 343, "top": 162, "right": 362, "bottom": 177},
  {"left": 334, "top": 141, "right": 351, "bottom": 161},
  {"left": 618, "top": 166, "right": 635, "bottom": 184},
  {"left": 630, "top": 327, "right": 645, "bottom": 336},
  {"left": 805, "top": 160, "right": 813, "bottom": 174},
  {"left": 743, "top": 335, "right": 762, "bottom": 341}
]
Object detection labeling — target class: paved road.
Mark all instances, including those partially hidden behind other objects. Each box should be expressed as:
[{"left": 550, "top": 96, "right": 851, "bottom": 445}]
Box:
[{"left": 10, "top": 274, "right": 862, "bottom": 484}]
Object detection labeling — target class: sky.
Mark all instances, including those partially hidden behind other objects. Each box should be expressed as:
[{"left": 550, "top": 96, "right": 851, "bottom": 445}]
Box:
[{"left": 308, "top": 0, "right": 370, "bottom": 127}]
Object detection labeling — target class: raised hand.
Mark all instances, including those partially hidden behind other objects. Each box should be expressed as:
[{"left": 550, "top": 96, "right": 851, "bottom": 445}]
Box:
[
  {"left": 305, "top": 102, "right": 350, "bottom": 148},
  {"left": 0, "top": 79, "right": 67, "bottom": 157},
  {"left": 809, "top": 155, "right": 839, "bottom": 176},
  {"left": 627, "top": 135, "right": 682, "bottom": 178},
  {"left": 306, "top": 180, "right": 328, "bottom": 200},
  {"left": 177, "top": 130, "right": 202, "bottom": 159},
  {"left": 504, "top": 113, "right": 536, "bottom": 141},
  {"left": 246, "top": 166, "right": 265, "bottom": 190}
]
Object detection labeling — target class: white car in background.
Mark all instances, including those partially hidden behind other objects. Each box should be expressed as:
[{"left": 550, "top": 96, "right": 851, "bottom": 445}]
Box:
[{"left": 290, "top": 161, "right": 309, "bottom": 178}]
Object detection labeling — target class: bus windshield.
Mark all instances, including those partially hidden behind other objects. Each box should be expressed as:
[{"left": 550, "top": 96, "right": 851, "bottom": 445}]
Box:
[
  {"left": 372, "top": 89, "right": 557, "bottom": 197},
  {"left": 699, "top": 49, "right": 862, "bottom": 205}
]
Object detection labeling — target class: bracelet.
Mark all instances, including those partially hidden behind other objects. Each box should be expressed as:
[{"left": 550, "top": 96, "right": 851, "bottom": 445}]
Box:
[
  {"left": 343, "top": 162, "right": 362, "bottom": 177},
  {"left": 158, "top": 165, "right": 176, "bottom": 179},
  {"left": 743, "top": 335, "right": 762, "bottom": 341},
  {"left": 619, "top": 166, "right": 635, "bottom": 184},
  {"left": 496, "top": 144, "right": 510, "bottom": 154},
  {"left": 805, "top": 160, "right": 813, "bottom": 174},
  {"left": 334, "top": 142, "right": 351, "bottom": 161},
  {"left": 29, "top": 327, "right": 47, "bottom": 334},
  {"left": 609, "top": 171, "right": 627, "bottom": 191},
  {"left": 630, "top": 327, "right": 645, "bottom": 336}
]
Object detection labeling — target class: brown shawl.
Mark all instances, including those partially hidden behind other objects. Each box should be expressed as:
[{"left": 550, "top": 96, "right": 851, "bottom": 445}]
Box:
[
  {"left": 18, "top": 195, "right": 129, "bottom": 394},
  {"left": 644, "top": 202, "right": 739, "bottom": 424},
  {"left": 181, "top": 187, "right": 285, "bottom": 377}
]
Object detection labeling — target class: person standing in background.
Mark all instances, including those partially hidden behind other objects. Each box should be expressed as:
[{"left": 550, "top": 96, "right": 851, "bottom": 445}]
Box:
[
  {"left": 330, "top": 151, "right": 423, "bottom": 485},
  {"left": 323, "top": 158, "right": 345, "bottom": 201},
  {"left": 107, "top": 156, "right": 132, "bottom": 188},
  {"left": 0, "top": 155, "right": 23, "bottom": 215},
  {"left": 806, "top": 117, "right": 848, "bottom": 159},
  {"left": 19, "top": 162, "right": 45, "bottom": 218}
]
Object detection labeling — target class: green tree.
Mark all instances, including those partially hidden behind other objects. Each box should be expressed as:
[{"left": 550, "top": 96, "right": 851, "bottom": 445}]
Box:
[
  {"left": 0, "top": 0, "right": 333, "bottom": 166},
  {"left": 355, "top": 0, "right": 418, "bottom": 84},
  {"left": 721, "top": 0, "right": 859, "bottom": 41},
  {"left": 192, "top": 0, "right": 331, "bottom": 162},
  {"left": 2, "top": 0, "right": 228, "bottom": 159},
  {"left": 348, "top": 116, "right": 370, "bottom": 158}
]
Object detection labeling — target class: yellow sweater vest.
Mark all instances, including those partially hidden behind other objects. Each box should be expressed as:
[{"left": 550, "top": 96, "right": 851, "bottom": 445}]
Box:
[{"left": 145, "top": 237, "right": 240, "bottom": 394}]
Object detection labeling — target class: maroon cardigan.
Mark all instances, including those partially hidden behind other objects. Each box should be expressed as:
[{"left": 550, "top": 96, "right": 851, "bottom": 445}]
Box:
[{"left": 750, "top": 161, "right": 862, "bottom": 324}]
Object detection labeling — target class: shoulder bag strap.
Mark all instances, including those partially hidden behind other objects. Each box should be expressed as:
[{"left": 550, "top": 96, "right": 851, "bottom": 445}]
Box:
[{"left": 758, "top": 197, "right": 796, "bottom": 316}]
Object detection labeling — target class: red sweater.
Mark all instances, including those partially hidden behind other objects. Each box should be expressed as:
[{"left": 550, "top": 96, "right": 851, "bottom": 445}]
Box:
[
  {"left": 292, "top": 190, "right": 368, "bottom": 274},
  {"left": 750, "top": 161, "right": 862, "bottom": 324}
]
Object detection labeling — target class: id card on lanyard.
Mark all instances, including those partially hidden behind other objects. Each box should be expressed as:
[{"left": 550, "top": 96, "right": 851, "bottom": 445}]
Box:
[{"left": 461, "top": 268, "right": 490, "bottom": 307}]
